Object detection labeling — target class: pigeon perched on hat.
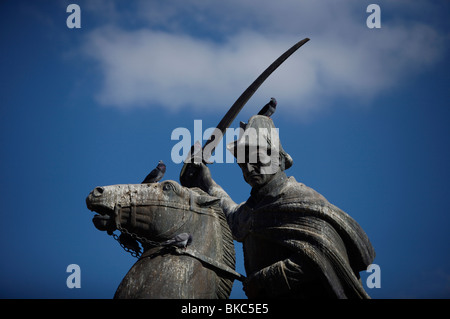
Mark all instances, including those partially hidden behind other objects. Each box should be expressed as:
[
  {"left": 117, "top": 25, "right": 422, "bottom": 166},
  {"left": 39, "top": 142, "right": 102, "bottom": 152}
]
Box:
[{"left": 257, "top": 97, "right": 277, "bottom": 117}]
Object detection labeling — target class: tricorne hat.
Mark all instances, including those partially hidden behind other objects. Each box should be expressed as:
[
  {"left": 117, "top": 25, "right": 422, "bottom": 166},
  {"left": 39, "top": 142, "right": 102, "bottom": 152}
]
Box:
[{"left": 226, "top": 115, "right": 293, "bottom": 171}]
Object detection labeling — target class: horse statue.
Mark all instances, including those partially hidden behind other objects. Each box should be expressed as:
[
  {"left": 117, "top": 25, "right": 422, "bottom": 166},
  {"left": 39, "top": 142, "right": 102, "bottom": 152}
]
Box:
[{"left": 85, "top": 180, "right": 240, "bottom": 299}]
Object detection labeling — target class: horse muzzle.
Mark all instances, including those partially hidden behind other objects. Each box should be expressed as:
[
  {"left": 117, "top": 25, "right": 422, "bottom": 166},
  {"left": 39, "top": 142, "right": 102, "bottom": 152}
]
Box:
[
  {"left": 86, "top": 187, "right": 117, "bottom": 233},
  {"left": 92, "top": 214, "right": 116, "bottom": 233}
]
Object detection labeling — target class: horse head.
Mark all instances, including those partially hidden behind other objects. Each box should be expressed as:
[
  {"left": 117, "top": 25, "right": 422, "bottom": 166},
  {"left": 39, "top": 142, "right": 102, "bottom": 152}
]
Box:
[{"left": 86, "top": 180, "right": 237, "bottom": 298}]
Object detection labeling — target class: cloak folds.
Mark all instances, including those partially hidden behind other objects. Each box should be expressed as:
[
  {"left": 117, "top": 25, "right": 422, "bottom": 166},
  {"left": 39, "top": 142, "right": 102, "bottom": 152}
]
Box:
[{"left": 231, "top": 176, "right": 376, "bottom": 298}]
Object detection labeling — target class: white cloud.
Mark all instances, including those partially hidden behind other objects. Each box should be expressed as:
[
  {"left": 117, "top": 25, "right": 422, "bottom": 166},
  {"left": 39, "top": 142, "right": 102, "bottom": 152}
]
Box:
[{"left": 82, "top": 0, "right": 447, "bottom": 116}]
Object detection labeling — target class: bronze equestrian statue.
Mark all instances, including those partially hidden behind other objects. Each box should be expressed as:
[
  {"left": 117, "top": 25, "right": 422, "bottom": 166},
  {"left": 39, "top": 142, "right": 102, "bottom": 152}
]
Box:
[
  {"left": 86, "top": 37, "right": 375, "bottom": 298},
  {"left": 86, "top": 182, "right": 239, "bottom": 298}
]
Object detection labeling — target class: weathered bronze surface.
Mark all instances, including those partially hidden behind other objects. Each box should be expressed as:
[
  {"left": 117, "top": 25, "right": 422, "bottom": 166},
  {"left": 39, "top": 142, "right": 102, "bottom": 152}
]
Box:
[
  {"left": 86, "top": 36, "right": 375, "bottom": 299},
  {"left": 180, "top": 115, "right": 376, "bottom": 298},
  {"left": 86, "top": 182, "right": 236, "bottom": 299}
]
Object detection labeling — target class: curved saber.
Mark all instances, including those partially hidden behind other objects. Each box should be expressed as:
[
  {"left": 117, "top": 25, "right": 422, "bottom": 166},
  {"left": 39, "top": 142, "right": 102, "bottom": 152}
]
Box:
[{"left": 183, "top": 37, "right": 310, "bottom": 168}]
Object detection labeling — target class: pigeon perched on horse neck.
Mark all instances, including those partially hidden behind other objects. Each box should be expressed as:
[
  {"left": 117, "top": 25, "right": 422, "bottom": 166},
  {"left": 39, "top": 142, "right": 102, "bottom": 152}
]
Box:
[
  {"left": 161, "top": 233, "right": 193, "bottom": 248},
  {"left": 257, "top": 97, "right": 277, "bottom": 117},
  {"left": 142, "top": 160, "right": 166, "bottom": 183}
]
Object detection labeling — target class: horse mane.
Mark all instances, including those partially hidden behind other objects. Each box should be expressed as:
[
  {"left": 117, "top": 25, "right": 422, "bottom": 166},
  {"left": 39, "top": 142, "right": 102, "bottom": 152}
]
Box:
[{"left": 190, "top": 187, "right": 236, "bottom": 299}]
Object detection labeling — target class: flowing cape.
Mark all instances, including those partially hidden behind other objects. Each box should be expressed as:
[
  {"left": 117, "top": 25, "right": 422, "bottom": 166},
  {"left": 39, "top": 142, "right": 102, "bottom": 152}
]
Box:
[{"left": 242, "top": 178, "right": 376, "bottom": 298}]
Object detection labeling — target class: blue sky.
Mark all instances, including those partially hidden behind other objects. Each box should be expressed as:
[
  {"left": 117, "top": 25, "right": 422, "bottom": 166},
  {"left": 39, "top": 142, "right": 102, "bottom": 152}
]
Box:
[{"left": 0, "top": 0, "right": 449, "bottom": 299}]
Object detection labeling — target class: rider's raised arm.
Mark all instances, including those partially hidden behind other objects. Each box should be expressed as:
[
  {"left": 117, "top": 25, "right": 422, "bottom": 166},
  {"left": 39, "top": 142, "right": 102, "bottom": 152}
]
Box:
[
  {"left": 207, "top": 179, "right": 239, "bottom": 217},
  {"left": 180, "top": 162, "right": 239, "bottom": 216}
]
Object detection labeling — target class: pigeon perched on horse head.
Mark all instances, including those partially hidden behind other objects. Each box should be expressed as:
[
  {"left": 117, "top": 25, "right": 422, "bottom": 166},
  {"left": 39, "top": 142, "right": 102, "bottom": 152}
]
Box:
[
  {"left": 257, "top": 97, "right": 277, "bottom": 117},
  {"left": 142, "top": 160, "right": 166, "bottom": 183}
]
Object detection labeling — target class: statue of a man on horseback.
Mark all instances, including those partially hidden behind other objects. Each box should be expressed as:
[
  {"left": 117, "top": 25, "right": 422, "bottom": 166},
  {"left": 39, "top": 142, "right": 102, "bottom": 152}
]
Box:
[
  {"left": 180, "top": 115, "right": 376, "bottom": 298},
  {"left": 85, "top": 37, "right": 375, "bottom": 299}
]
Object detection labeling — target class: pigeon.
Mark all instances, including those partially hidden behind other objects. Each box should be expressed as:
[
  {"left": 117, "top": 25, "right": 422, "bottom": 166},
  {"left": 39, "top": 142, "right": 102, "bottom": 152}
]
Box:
[
  {"left": 257, "top": 97, "right": 277, "bottom": 117},
  {"left": 161, "top": 233, "right": 193, "bottom": 248},
  {"left": 142, "top": 160, "right": 166, "bottom": 183}
]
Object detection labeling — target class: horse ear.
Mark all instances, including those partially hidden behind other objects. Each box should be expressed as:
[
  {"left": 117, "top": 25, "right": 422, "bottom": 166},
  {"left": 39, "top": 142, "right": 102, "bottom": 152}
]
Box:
[{"left": 196, "top": 195, "right": 221, "bottom": 208}]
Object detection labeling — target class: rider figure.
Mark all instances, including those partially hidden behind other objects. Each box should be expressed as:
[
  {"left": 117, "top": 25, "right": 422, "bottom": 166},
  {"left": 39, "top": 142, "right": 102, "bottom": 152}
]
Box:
[{"left": 181, "top": 115, "right": 375, "bottom": 298}]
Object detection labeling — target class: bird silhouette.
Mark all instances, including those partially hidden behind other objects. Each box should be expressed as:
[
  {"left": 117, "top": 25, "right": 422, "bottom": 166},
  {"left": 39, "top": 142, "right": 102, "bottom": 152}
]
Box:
[
  {"left": 142, "top": 160, "right": 166, "bottom": 183},
  {"left": 161, "top": 233, "right": 193, "bottom": 248},
  {"left": 257, "top": 97, "right": 277, "bottom": 117}
]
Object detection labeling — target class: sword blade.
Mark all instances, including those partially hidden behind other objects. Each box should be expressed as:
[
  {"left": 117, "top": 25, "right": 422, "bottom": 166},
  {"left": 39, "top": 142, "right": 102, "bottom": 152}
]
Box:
[{"left": 201, "top": 37, "right": 310, "bottom": 161}]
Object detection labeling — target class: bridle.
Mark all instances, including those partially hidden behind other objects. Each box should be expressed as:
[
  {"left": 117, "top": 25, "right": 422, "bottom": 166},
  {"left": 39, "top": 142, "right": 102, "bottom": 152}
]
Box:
[{"left": 109, "top": 190, "right": 245, "bottom": 282}]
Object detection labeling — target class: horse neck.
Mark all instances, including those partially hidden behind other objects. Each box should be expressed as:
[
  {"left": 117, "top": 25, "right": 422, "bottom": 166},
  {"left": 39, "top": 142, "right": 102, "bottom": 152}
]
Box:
[{"left": 181, "top": 208, "right": 220, "bottom": 256}]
